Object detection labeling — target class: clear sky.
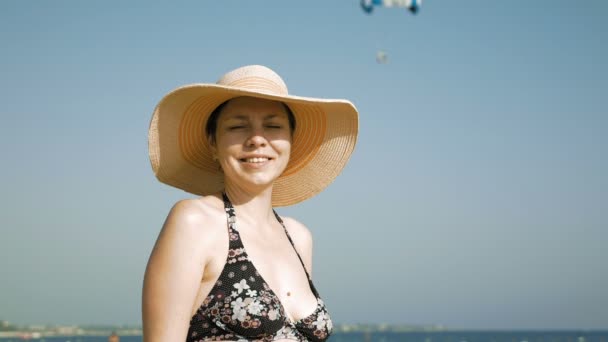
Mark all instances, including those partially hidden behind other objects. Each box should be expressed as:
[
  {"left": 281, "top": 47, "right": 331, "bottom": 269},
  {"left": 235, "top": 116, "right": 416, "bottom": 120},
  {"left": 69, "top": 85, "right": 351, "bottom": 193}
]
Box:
[{"left": 1, "top": 0, "right": 607, "bottom": 330}]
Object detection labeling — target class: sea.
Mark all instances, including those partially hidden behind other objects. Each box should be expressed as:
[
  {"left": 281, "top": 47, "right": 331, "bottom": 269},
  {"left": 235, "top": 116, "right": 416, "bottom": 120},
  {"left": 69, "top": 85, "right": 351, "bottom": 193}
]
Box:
[{"left": 2, "top": 331, "right": 608, "bottom": 342}]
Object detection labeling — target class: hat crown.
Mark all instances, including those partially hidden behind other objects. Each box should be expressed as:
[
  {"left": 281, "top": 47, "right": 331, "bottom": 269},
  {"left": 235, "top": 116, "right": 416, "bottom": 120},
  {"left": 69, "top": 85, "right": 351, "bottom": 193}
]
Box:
[{"left": 216, "top": 65, "right": 289, "bottom": 96}]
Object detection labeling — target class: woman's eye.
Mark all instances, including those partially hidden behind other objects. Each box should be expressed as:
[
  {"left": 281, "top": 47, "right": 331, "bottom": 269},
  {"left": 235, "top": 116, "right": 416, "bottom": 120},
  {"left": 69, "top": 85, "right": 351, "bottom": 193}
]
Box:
[
  {"left": 266, "top": 125, "right": 283, "bottom": 129},
  {"left": 228, "top": 125, "right": 245, "bottom": 130}
]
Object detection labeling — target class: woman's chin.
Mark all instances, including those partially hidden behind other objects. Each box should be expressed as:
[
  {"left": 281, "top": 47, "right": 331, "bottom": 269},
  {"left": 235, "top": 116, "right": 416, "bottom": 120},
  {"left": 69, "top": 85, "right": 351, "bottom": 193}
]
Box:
[{"left": 227, "top": 173, "right": 279, "bottom": 190}]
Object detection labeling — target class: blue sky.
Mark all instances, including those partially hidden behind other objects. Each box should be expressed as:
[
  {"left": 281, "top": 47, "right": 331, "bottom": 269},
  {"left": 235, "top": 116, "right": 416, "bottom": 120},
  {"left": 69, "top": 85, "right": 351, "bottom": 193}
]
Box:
[{"left": 1, "top": 0, "right": 607, "bottom": 330}]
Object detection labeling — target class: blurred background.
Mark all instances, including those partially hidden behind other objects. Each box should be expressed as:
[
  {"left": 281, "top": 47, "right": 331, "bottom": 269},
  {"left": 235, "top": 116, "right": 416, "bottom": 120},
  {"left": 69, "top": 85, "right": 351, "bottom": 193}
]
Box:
[{"left": 1, "top": 0, "right": 606, "bottom": 331}]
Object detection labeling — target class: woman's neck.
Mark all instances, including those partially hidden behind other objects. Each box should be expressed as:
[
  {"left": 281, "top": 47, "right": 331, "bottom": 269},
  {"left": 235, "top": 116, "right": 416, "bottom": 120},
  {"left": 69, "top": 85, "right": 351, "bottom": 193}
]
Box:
[{"left": 223, "top": 182, "right": 276, "bottom": 228}]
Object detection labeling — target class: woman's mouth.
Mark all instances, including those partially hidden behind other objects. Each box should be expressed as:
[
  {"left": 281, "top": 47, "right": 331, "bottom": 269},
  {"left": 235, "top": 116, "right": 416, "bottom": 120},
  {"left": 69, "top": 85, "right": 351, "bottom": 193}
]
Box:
[{"left": 240, "top": 157, "right": 271, "bottom": 163}]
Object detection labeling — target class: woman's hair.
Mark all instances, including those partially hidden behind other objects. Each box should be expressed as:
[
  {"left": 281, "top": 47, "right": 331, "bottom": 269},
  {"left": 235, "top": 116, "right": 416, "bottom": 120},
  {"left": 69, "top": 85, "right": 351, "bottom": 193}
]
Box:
[{"left": 205, "top": 99, "right": 296, "bottom": 145}]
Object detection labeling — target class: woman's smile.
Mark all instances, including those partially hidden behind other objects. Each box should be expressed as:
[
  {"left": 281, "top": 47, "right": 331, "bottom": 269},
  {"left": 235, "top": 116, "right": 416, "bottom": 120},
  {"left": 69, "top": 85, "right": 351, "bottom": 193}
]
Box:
[{"left": 239, "top": 155, "right": 274, "bottom": 168}]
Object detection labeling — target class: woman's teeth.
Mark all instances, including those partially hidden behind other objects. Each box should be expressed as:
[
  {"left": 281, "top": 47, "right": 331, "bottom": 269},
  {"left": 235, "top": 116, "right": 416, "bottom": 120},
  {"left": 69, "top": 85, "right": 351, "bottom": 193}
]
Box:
[{"left": 243, "top": 157, "right": 269, "bottom": 163}]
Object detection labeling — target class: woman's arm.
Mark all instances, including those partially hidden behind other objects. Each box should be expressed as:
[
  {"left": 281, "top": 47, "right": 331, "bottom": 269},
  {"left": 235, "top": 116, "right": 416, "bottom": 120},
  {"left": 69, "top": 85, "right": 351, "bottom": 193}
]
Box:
[{"left": 142, "top": 200, "right": 212, "bottom": 342}]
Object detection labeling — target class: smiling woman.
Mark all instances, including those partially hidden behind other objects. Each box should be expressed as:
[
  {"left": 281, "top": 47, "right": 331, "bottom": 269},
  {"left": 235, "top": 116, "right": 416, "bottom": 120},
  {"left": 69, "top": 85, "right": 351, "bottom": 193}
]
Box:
[
  {"left": 143, "top": 65, "right": 358, "bottom": 342},
  {"left": 209, "top": 97, "right": 294, "bottom": 192}
]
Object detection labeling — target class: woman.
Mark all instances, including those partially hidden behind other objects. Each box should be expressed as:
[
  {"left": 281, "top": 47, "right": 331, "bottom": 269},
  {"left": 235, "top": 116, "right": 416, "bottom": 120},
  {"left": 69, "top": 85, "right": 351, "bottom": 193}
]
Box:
[{"left": 143, "top": 65, "right": 358, "bottom": 342}]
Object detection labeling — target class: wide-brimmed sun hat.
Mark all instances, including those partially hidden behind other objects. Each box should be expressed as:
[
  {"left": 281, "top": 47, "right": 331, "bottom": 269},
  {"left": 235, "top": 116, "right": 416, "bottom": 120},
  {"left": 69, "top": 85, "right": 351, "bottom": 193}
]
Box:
[{"left": 148, "top": 64, "right": 358, "bottom": 206}]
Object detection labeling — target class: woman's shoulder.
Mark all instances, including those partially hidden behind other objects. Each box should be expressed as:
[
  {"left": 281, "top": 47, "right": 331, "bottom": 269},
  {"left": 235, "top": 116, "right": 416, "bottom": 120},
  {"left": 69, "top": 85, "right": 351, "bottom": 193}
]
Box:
[
  {"left": 280, "top": 216, "right": 313, "bottom": 250},
  {"left": 161, "top": 194, "right": 227, "bottom": 243},
  {"left": 169, "top": 194, "right": 223, "bottom": 219},
  {"left": 279, "top": 216, "right": 314, "bottom": 273}
]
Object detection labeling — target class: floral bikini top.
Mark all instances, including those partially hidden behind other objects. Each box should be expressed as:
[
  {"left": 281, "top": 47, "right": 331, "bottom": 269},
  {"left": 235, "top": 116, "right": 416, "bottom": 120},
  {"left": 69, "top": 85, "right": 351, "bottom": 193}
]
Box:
[{"left": 187, "top": 194, "right": 333, "bottom": 342}]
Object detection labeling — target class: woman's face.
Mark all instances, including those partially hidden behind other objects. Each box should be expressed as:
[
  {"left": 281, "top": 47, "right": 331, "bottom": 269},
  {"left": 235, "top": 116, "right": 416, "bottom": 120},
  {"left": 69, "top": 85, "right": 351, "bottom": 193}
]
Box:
[{"left": 211, "top": 96, "right": 292, "bottom": 191}]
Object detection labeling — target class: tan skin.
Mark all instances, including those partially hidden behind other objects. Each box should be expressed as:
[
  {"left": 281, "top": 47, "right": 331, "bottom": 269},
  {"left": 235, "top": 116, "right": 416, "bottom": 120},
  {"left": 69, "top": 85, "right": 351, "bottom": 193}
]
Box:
[{"left": 142, "top": 97, "right": 319, "bottom": 342}]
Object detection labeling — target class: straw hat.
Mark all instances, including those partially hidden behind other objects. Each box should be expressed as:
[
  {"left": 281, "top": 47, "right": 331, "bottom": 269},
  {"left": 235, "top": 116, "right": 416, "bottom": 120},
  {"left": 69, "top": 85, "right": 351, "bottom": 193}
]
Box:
[{"left": 148, "top": 65, "right": 358, "bottom": 206}]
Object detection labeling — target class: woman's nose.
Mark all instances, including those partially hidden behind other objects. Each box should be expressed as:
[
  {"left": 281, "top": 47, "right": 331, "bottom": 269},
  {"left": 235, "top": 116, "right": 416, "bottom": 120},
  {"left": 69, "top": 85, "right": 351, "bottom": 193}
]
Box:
[{"left": 245, "top": 128, "right": 267, "bottom": 147}]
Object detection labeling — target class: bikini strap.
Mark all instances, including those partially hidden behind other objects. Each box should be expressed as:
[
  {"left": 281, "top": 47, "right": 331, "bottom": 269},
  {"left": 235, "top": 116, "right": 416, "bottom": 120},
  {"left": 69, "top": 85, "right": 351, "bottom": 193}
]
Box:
[
  {"left": 221, "top": 193, "right": 244, "bottom": 250},
  {"left": 221, "top": 192, "right": 235, "bottom": 221},
  {"left": 273, "top": 210, "right": 320, "bottom": 297}
]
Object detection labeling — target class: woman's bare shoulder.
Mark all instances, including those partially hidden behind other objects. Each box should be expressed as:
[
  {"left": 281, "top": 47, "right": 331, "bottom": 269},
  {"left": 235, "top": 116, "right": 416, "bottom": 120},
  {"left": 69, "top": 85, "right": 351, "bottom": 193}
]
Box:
[
  {"left": 158, "top": 194, "right": 227, "bottom": 250},
  {"left": 280, "top": 217, "right": 314, "bottom": 270},
  {"left": 169, "top": 194, "right": 225, "bottom": 226},
  {"left": 281, "top": 216, "right": 313, "bottom": 244},
  {"left": 142, "top": 195, "right": 227, "bottom": 342}
]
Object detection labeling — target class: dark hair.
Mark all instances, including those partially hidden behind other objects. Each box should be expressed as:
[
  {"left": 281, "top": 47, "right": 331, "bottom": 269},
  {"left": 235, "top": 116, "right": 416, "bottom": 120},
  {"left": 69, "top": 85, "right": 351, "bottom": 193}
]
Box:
[{"left": 205, "top": 99, "right": 296, "bottom": 144}]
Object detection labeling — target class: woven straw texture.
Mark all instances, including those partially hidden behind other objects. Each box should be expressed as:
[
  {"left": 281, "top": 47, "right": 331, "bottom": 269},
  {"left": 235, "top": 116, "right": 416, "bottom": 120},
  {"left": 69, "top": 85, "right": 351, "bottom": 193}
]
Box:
[{"left": 148, "top": 65, "right": 358, "bottom": 206}]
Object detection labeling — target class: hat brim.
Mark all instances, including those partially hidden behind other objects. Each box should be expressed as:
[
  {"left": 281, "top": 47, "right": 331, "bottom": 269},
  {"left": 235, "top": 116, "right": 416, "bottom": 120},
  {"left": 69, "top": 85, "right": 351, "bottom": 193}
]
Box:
[{"left": 149, "top": 84, "right": 358, "bottom": 206}]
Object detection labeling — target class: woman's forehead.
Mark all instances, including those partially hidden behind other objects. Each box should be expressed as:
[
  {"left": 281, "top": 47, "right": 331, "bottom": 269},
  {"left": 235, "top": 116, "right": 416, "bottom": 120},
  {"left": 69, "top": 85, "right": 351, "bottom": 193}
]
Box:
[{"left": 219, "top": 96, "right": 289, "bottom": 119}]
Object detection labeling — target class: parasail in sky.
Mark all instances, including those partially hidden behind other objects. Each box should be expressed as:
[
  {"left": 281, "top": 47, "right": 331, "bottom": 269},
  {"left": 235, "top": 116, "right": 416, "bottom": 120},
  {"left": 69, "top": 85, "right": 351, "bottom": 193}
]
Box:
[{"left": 360, "top": 0, "right": 421, "bottom": 15}]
